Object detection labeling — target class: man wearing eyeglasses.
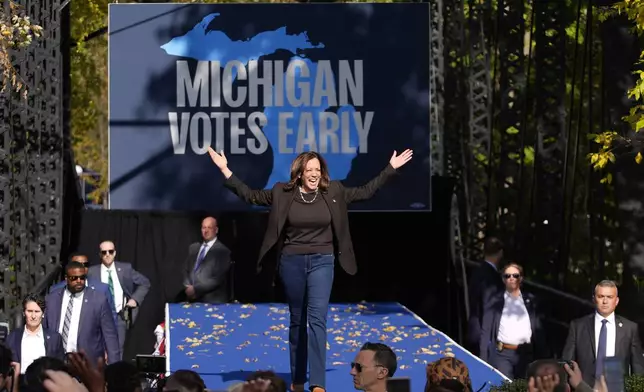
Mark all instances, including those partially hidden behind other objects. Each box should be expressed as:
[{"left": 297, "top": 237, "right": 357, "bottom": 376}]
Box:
[
  {"left": 479, "top": 263, "right": 546, "bottom": 379},
  {"left": 88, "top": 241, "right": 151, "bottom": 357},
  {"left": 43, "top": 262, "right": 121, "bottom": 364},
  {"left": 50, "top": 253, "right": 117, "bottom": 324},
  {"left": 349, "top": 342, "right": 397, "bottom": 392}
]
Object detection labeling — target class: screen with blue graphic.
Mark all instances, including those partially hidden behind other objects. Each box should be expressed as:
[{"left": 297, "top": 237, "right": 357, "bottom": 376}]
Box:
[{"left": 108, "top": 3, "right": 431, "bottom": 211}]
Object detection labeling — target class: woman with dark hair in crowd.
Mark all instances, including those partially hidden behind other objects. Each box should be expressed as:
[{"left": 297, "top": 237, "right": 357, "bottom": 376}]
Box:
[
  {"left": 5, "top": 294, "right": 65, "bottom": 374},
  {"left": 208, "top": 147, "right": 413, "bottom": 392}
]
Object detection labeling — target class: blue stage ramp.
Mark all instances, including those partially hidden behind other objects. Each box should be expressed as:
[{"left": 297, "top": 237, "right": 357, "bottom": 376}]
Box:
[{"left": 166, "top": 302, "right": 508, "bottom": 391}]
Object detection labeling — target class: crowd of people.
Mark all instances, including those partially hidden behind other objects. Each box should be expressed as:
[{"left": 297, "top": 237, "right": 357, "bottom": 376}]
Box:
[
  {"left": 467, "top": 236, "right": 644, "bottom": 389},
  {"left": 1, "top": 148, "right": 639, "bottom": 392}
]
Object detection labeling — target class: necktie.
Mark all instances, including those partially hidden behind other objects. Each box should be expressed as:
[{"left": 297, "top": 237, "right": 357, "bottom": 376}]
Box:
[
  {"left": 192, "top": 244, "right": 208, "bottom": 283},
  {"left": 62, "top": 293, "right": 75, "bottom": 350},
  {"left": 596, "top": 319, "right": 608, "bottom": 379},
  {"left": 107, "top": 269, "right": 114, "bottom": 298}
]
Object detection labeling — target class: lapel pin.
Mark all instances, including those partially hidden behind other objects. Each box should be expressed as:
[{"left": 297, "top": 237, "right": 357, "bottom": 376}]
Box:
[
  {"left": 619, "top": 322, "right": 623, "bottom": 327},
  {"left": 332, "top": 199, "right": 336, "bottom": 203},
  {"left": 118, "top": 268, "right": 122, "bottom": 272},
  {"left": 46, "top": 335, "right": 50, "bottom": 340}
]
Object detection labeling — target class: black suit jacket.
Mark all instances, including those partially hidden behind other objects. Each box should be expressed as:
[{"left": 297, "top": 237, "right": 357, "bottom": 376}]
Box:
[
  {"left": 467, "top": 261, "right": 504, "bottom": 347},
  {"left": 183, "top": 240, "right": 232, "bottom": 303},
  {"left": 562, "top": 314, "right": 644, "bottom": 386},
  {"left": 224, "top": 164, "right": 397, "bottom": 275},
  {"left": 5, "top": 326, "right": 65, "bottom": 364},
  {"left": 479, "top": 291, "right": 547, "bottom": 364}
]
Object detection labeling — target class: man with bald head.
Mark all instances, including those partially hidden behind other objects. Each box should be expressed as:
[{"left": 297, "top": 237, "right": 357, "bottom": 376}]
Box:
[
  {"left": 183, "top": 217, "right": 232, "bottom": 304},
  {"left": 87, "top": 240, "right": 150, "bottom": 357}
]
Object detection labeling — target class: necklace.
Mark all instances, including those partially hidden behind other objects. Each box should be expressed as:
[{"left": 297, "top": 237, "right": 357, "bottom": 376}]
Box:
[{"left": 299, "top": 187, "right": 318, "bottom": 203}]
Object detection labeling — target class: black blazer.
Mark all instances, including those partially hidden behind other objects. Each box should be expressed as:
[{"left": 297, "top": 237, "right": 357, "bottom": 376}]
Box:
[
  {"left": 5, "top": 326, "right": 65, "bottom": 364},
  {"left": 467, "top": 261, "right": 504, "bottom": 347},
  {"left": 479, "top": 291, "right": 547, "bottom": 363},
  {"left": 562, "top": 314, "right": 644, "bottom": 386},
  {"left": 183, "top": 240, "right": 232, "bottom": 303},
  {"left": 224, "top": 164, "right": 397, "bottom": 275}
]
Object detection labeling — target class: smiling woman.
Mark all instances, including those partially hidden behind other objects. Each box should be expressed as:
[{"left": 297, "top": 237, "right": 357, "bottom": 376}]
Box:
[{"left": 207, "top": 146, "right": 412, "bottom": 392}]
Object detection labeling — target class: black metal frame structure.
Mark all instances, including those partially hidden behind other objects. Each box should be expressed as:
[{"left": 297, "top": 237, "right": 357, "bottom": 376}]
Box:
[{"left": 0, "top": 0, "right": 67, "bottom": 325}]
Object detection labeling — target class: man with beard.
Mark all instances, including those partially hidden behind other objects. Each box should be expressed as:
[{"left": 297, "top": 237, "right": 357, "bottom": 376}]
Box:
[{"left": 44, "top": 261, "right": 120, "bottom": 363}]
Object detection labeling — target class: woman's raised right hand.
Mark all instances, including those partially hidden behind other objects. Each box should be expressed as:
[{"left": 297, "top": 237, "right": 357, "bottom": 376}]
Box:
[{"left": 208, "top": 147, "right": 228, "bottom": 170}]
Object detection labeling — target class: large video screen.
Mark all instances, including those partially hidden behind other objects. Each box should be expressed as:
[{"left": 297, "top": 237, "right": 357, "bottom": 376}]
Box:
[{"left": 108, "top": 3, "right": 431, "bottom": 211}]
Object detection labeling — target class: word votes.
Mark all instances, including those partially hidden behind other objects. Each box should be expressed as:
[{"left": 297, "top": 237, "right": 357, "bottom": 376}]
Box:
[{"left": 168, "top": 110, "right": 373, "bottom": 155}]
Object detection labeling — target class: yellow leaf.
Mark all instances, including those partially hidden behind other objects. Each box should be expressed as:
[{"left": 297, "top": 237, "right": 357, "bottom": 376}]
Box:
[{"left": 636, "top": 152, "right": 643, "bottom": 164}]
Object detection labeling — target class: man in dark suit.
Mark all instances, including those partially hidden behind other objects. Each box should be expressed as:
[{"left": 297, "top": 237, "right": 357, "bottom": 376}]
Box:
[
  {"left": 50, "top": 252, "right": 117, "bottom": 324},
  {"left": 183, "top": 217, "right": 232, "bottom": 304},
  {"left": 562, "top": 280, "right": 644, "bottom": 386},
  {"left": 467, "top": 237, "right": 505, "bottom": 355},
  {"left": 44, "top": 261, "right": 120, "bottom": 364},
  {"left": 5, "top": 294, "right": 64, "bottom": 372},
  {"left": 88, "top": 240, "right": 151, "bottom": 356},
  {"left": 480, "top": 263, "right": 546, "bottom": 379}
]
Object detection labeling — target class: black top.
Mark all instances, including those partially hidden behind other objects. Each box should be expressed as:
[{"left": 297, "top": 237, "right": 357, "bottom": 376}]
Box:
[{"left": 282, "top": 190, "right": 334, "bottom": 255}]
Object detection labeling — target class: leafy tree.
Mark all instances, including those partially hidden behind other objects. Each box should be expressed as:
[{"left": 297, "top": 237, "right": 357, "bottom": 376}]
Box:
[
  {"left": 0, "top": 1, "right": 43, "bottom": 97},
  {"left": 590, "top": 1, "right": 644, "bottom": 182}
]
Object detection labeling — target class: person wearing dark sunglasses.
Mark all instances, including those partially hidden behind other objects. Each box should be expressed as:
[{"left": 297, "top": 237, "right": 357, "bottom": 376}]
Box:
[
  {"left": 43, "top": 261, "right": 121, "bottom": 365},
  {"left": 479, "top": 263, "right": 547, "bottom": 380},
  {"left": 349, "top": 342, "right": 397, "bottom": 392},
  {"left": 50, "top": 253, "right": 118, "bottom": 325},
  {"left": 88, "top": 241, "right": 151, "bottom": 357}
]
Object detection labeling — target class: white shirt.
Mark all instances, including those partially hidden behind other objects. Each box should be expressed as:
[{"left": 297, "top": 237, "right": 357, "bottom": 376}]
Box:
[
  {"left": 101, "top": 263, "right": 125, "bottom": 313},
  {"left": 497, "top": 291, "right": 532, "bottom": 345},
  {"left": 20, "top": 326, "right": 45, "bottom": 374},
  {"left": 197, "top": 238, "right": 217, "bottom": 263},
  {"left": 58, "top": 289, "right": 84, "bottom": 353},
  {"left": 595, "top": 312, "right": 616, "bottom": 357}
]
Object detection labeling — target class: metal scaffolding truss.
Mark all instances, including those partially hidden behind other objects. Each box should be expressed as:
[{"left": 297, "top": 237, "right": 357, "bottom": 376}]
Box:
[
  {"left": 465, "top": 0, "right": 493, "bottom": 261},
  {"left": 0, "top": 0, "right": 64, "bottom": 323}
]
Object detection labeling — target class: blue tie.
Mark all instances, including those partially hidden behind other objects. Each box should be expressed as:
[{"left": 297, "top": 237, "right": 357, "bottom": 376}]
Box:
[
  {"left": 192, "top": 244, "right": 208, "bottom": 282},
  {"left": 596, "top": 319, "right": 608, "bottom": 379}
]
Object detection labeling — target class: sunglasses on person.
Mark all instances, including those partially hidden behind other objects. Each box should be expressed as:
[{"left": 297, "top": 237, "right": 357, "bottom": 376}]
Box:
[
  {"left": 100, "top": 249, "right": 115, "bottom": 255},
  {"left": 67, "top": 275, "right": 87, "bottom": 281},
  {"left": 351, "top": 362, "right": 384, "bottom": 373},
  {"left": 503, "top": 273, "right": 521, "bottom": 279}
]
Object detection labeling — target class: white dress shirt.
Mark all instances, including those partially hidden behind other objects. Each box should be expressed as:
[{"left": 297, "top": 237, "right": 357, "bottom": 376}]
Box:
[
  {"left": 58, "top": 289, "right": 84, "bottom": 353},
  {"left": 197, "top": 238, "right": 217, "bottom": 263},
  {"left": 101, "top": 263, "right": 125, "bottom": 313},
  {"left": 497, "top": 291, "right": 532, "bottom": 345},
  {"left": 595, "top": 312, "right": 616, "bottom": 357},
  {"left": 20, "top": 325, "right": 46, "bottom": 373}
]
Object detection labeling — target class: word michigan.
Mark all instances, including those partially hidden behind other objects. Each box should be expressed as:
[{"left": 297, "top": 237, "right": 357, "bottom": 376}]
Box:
[{"left": 168, "top": 59, "right": 374, "bottom": 155}]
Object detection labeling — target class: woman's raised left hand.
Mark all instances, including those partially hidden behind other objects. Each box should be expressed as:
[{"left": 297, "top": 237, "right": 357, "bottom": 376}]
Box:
[{"left": 389, "top": 149, "right": 413, "bottom": 169}]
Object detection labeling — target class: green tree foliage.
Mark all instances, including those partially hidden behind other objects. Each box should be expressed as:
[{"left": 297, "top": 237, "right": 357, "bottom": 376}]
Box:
[{"left": 589, "top": 0, "right": 644, "bottom": 182}]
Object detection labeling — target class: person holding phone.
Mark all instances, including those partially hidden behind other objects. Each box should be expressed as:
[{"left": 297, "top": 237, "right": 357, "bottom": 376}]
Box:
[{"left": 209, "top": 148, "right": 413, "bottom": 392}]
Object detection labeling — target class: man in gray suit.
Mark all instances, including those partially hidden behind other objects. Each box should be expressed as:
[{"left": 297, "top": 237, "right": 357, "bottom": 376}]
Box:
[
  {"left": 183, "top": 217, "right": 232, "bottom": 304},
  {"left": 88, "top": 241, "right": 151, "bottom": 356}
]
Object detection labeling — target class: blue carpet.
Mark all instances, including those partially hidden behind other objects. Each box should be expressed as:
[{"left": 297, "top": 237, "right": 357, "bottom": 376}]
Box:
[{"left": 166, "top": 302, "right": 507, "bottom": 391}]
